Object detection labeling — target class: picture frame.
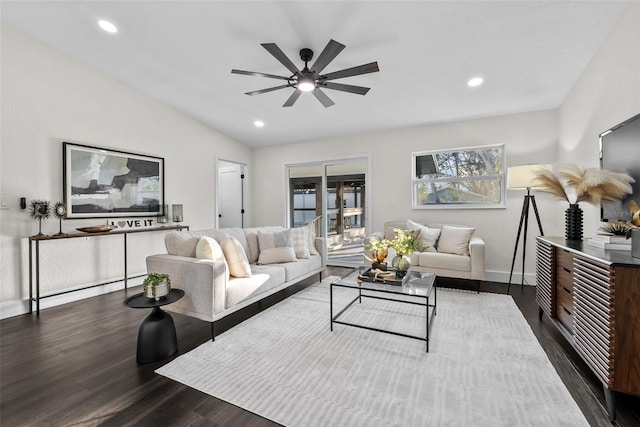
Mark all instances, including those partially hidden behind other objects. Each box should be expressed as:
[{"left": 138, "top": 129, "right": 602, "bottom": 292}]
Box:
[{"left": 63, "top": 142, "right": 165, "bottom": 219}]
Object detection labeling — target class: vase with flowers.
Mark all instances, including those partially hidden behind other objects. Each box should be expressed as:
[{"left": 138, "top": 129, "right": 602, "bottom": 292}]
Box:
[
  {"left": 364, "top": 236, "right": 392, "bottom": 269},
  {"left": 534, "top": 164, "right": 634, "bottom": 241},
  {"left": 389, "top": 229, "right": 427, "bottom": 278}
]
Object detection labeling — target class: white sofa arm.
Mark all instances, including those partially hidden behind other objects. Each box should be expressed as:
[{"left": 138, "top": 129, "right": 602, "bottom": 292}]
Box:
[
  {"left": 146, "top": 254, "right": 227, "bottom": 322},
  {"left": 315, "top": 237, "right": 328, "bottom": 267},
  {"left": 469, "top": 236, "right": 485, "bottom": 280}
]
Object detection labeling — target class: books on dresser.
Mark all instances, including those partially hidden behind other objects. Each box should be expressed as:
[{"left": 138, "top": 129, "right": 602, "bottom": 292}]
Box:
[{"left": 587, "top": 234, "right": 632, "bottom": 250}]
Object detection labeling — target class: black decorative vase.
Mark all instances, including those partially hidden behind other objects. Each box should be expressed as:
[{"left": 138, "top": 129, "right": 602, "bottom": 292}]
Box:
[{"left": 565, "top": 203, "right": 583, "bottom": 241}]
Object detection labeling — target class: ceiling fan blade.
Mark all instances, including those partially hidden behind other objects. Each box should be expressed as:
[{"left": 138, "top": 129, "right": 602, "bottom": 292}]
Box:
[
  {"left": 261, "top": 43, "right": 301, "bottom": 76},
  {"left": 312, "top": 88, "right": 335, "bottom": 108},
  {"left": 245, "top": 84, "right": 292, "bottom": 96},
  {"left": 231, "top": 69, "right": 290, "bottom": 81},
  {"left": 283, "top": 90, "right": 302, "bottom": 107},
  {"left": 321, "top": 62, "right": 380, "bottom": 81},
  {"left": 322, "top": 82, "right": 370, "bottom": 95},
  {"left": 310, "top": 39, "right": 345, "bottom": 74}
]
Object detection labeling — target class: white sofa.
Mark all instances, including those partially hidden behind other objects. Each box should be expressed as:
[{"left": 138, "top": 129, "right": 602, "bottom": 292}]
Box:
[
  {"left": 146, "top": 225, "right": 326, "bottom": 339},
  {"left": 365, "top": 220, "right": 485, "bottom": 285}
]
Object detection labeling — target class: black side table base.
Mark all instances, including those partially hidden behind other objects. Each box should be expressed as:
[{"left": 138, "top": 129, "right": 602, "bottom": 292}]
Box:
[{"left": 137, "top": 306, "right": 178, "bottom": 364}]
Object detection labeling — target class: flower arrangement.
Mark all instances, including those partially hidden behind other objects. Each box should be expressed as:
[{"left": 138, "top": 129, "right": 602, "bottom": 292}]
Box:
[
  {"left": 364, "top": 236, "right": 392, "bottom": 263},
  {"left": 390, "top": 228, "right": 427, "bottom": 257},
  {"left": 365, "top": 228, "right": 427, "bottom": 264},
  {"left": 534, "top": 164, "right": 634, "bottom": 205}
]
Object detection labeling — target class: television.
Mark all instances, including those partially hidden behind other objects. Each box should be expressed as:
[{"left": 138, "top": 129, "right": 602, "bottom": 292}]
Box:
[{"left": 599, "top": 113, "right": 640, "bottom": 222}]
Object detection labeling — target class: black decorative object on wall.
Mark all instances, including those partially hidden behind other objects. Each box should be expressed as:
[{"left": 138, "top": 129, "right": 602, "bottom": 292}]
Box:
[
  {"left": 565, "top": 203, "right": 583, "bottom": 241},
  {"left": 63, "top": 142, "right": 165, "bottom": 219}
]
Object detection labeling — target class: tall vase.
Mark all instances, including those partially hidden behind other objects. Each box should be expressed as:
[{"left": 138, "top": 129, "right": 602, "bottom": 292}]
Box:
[
  {"left": 391, "top": 255, "right": 411, "bottom": 279},
  {"left": 565, "top": 203, "right": 583, "bottom": 241}
]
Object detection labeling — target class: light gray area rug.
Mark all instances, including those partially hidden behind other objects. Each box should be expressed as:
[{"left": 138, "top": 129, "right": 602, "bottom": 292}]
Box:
[{"left": 157, "top": 276, "right": 589, "bottom": 427}]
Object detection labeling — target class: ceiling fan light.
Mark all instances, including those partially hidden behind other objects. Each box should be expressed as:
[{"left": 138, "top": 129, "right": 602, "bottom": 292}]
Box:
[{"left": 297, "top": 77, "right": 315, "bottom": 92}]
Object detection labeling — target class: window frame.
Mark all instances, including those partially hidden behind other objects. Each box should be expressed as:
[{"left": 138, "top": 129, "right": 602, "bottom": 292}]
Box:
[{"left": 411, "top": 144, "right": 506, "bottom": 209}]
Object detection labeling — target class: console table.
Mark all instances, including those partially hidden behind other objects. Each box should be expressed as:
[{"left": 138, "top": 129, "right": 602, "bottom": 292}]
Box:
[
  {"left": 29, "top": 225, "right": 189, "bottom": 316},
  {"left": 535, "top": 236, "right": 640, "bottom": 422}
]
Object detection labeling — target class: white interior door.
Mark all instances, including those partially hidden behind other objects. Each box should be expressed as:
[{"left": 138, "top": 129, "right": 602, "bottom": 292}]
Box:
[{"left": 218, "top": 161, "right": 244, "bottom": 228}]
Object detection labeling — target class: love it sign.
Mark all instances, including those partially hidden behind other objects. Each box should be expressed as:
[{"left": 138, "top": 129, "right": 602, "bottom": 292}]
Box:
[{"left": 109, "top": 219, "right": 155, "bottom": 229}]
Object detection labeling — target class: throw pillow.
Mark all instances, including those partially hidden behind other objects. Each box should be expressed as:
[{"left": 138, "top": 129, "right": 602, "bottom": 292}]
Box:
[
  {"left": 220, "top": 236, "right": 252, "bottom": 278},
  {"left": 258, "top": 229, "right": 297, "bottom": 264},
  {"left": 195, "top": 235, "right": 224, "bottom": 260},
  {"left": 164, "top": 232, "right": 199, "bottom": 257},
  {"left": 305, "top": 222, "right": 320, "bottom": 256},
  {"left": 196, "top": 236, "right": 230, "bottom": 281},
  {"left": 292, "top": 227, "right": 311, "bottom": 259},
  {"left": 437, "top": 226, "right": 476, "bottom": 256},
  {"left": 407, "top": 220, "right": 439, "bottom": 252}
]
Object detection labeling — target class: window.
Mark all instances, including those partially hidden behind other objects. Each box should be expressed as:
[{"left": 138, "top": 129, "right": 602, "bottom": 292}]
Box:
[{"left": 412, "top": 144, "right": 505, "bottom": 209}]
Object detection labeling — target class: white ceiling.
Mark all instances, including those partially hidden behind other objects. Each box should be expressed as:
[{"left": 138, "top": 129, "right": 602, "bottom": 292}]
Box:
[{"left": 0, "top": 1, "right": 629, "bottom": 148}]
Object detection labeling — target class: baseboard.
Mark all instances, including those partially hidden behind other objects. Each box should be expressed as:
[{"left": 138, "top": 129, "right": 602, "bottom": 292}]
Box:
[
  {"left": 0, "top": 276, "right": 146, "bottom": 320},
  {"left": 485, "top": 270, "right": 536, "bottom": 286}
]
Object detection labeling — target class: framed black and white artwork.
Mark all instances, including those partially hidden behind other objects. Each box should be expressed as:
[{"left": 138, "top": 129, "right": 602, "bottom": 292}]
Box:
[{"left": 63, "top": 142, "right": 165, "bottom": 219}]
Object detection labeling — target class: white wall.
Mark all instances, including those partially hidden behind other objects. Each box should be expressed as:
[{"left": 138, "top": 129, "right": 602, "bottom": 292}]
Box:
[
  {"left": 558, "top": 1, "right": 640, "bottom": 237},
  {"left": 252, "top": 109, "right": 559, "bottom": 282},
  {"left": 252, "top": 1, "right": 640, "bottom": 283},
  {"left": 0, "top": 27, "right": 251, "bottom": 318}
]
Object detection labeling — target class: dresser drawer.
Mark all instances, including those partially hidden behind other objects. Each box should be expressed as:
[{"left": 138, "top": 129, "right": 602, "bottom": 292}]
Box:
[
  {"left": 556, "top": 264, "right": 574, "bottom": 293},
  {"left": 557, "top": 298, "right": 574, "bottom": 332},
  {"left": 556, "top": 249, "right": 574, "bottom": 271}
]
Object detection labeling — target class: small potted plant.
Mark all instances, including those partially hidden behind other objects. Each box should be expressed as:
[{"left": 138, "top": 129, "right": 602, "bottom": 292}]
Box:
[{"left": 143, "top": 273, "right": 172, "bottom": 300}]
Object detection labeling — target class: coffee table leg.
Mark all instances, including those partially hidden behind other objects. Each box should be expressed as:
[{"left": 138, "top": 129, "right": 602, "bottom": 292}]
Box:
[
  {"left": 426, "top": 295, "right": 429, "bottom": 353},
  {"left": 330, "top": 283, "right": 333, "bottom": 331},
  {"left": 136, "top": 306, "right": 178, "bottom": 364}
]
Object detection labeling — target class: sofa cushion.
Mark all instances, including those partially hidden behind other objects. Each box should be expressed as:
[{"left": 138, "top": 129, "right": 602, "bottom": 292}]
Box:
[
  {"left": 221, "top": 236, "right": 252, "bottom": 278},
  {"left": 196, "top": 236, "right": 230, "bottom": 280},
  {"left": 407, "top": 220, "right": 439, "bottom": 252},
  {"left": 258, "top": 229, "right": 297, "bottom": 264},
  {"left": 165, "top": 232, "right": 199, "bottom": 257},
  {"left": 225, "top": 274, "right": 271, "bottom": 308},
  {"left": 437, "top": 226, "right": 475, "bottom": 256},
  {"left": 416, "top": 251, "right": 471, "bottom": 272},
  {"left": 292, "top": 227, "right": 311, "bottom": 259}
]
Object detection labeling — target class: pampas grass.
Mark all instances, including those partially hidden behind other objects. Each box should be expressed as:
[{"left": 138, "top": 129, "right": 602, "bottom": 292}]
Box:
[{"left": 534, "top": 163, "right": 634, "bottom": 206}]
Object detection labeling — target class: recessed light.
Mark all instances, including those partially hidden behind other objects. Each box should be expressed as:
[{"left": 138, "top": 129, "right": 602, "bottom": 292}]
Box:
[
  {"left": 254, "top": 120, "right": 265, "bottom": 128},
  {"left": 467, "top": 77, "right": 484, "bottom": 87},
  {"left": 98, "top": 20, "right": 118, "bottom": 34}
]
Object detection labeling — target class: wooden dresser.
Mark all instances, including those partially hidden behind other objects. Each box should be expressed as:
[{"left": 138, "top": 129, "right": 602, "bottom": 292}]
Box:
[{"left": 536, "top": 236, "right": 640, "bottom": 422}]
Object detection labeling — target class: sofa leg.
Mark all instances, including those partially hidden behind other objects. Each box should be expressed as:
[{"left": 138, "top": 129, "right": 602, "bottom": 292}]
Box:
[
  {"left": 477, "top": 280, "right": 481, "bottom": 294},
  {"left": 211, "top": 321, "right": 215, "bottom": 342}
]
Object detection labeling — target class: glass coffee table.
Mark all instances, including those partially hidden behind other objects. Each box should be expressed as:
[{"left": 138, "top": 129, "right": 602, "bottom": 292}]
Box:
[{"left": 330, "top": 267, "right": 437, "bottom": 352}]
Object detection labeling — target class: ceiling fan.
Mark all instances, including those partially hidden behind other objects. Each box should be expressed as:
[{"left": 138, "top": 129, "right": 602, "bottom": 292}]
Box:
[{"left": 231, "top": 39, "right": 379, "bottom": 108}]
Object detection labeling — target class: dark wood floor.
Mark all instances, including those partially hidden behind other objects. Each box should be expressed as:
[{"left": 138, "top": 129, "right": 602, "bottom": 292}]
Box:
[{"left": 1, "top": 268, "right": 639, "bottom": 427}]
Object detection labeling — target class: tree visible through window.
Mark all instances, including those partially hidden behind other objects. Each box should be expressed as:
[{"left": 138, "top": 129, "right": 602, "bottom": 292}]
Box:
[{"left": 412, "top": 144, "right": 505, "bottom": 208}]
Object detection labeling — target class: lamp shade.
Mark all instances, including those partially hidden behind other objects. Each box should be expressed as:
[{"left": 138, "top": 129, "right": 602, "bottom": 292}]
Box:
[{"left": 507, "top": 164, "right": 549, "bottom": 190}]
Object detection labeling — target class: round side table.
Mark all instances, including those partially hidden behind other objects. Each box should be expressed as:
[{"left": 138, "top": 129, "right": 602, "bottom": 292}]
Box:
[{"left": 123, "top": 289, "right": 184, "bottom": 364}]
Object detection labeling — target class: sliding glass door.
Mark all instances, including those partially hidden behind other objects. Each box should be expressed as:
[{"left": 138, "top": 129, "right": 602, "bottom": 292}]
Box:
[{"left": 287, "top": 157, "right": 369, "bottom": 267}]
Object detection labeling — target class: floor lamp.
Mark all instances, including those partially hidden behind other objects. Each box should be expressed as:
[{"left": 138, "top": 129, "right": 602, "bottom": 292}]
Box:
[{"left": 507, "top": 165, "right": 546, "bottom": 295}]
